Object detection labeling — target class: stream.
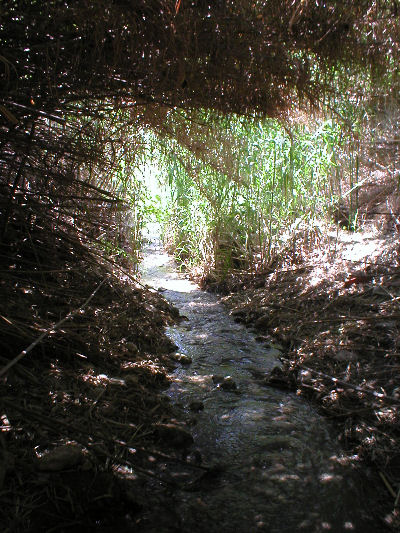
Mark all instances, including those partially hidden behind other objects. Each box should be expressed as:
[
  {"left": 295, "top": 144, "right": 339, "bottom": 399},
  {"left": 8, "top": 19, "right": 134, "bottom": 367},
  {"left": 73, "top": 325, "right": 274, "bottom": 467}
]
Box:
[{"left": 140, "top": 244, "right": 380, "bottom": 532}]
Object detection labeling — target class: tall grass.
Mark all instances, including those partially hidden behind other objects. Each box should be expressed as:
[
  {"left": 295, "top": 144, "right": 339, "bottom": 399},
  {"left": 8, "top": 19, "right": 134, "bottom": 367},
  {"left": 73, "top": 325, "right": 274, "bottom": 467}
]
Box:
[{"left": 151, "top": 116, "right": 345, "bottom": 278}]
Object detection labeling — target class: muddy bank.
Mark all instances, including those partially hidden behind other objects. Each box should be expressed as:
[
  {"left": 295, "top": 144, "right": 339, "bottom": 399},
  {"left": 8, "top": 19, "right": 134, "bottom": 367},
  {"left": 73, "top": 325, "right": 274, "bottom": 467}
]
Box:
[{"left": 215, "top": 230, "right": 400, "bottom": 529}]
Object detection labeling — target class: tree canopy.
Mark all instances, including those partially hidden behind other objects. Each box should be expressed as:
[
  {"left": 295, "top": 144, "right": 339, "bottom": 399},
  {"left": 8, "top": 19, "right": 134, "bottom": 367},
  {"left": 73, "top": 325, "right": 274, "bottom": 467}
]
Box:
[{"left": 1, "top": 0, "right": 396, "bottom": 118}]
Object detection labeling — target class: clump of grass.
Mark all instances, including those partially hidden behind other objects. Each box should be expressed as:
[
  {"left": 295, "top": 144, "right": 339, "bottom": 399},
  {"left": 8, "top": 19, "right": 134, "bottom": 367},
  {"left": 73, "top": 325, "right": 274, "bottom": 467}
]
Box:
[{"left": 153, "top": 115, "right": 350, "bottom": 279}]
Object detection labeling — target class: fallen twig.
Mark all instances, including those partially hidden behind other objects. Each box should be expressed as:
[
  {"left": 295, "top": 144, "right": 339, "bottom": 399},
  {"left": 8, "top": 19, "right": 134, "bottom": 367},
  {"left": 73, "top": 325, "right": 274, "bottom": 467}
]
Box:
[
  {"left": 281, "top": 359, "right": 400, "bottom": 405},
  {"left": 301, "top": 313, "right": 400, "bottom": 325},
  {"left": 380, "top": 471, "right": 397, "bottom": 499}
]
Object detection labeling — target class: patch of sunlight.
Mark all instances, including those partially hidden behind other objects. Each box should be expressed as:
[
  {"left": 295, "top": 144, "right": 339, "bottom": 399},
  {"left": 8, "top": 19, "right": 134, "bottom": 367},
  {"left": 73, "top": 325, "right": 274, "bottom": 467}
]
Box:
[
  {"left": 329, "top": 454, "right": 360, "bottom": 465},
  {"left": 308, "top": 265, "right": 328, "bottom": 287},
  {"left": 1, "top": 413, "right": 12, "bottom": 432},
  {"left": 186, "top": 374, "right": 210, "bottom": 386},
  {"left": 162, "top": 278, "right": 197, "bottom": 293},
  {"left": 329, "top": 228, "right": 389, "bottom": 263},
  {"left": 188, "top": 300, "right": 218, "bottom": 309},
  {"left": 319, "top": 472, "right": 342, "bottom": 483}
]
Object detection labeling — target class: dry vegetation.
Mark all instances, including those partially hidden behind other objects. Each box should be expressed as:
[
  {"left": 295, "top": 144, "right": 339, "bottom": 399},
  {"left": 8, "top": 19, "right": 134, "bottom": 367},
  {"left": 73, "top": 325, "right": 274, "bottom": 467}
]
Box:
[
  {"left": 1, "top": 1, "right": 400, "bottom": 531},
  {"left": 222, "top": 216, "right": 400, "bottom": 528}
]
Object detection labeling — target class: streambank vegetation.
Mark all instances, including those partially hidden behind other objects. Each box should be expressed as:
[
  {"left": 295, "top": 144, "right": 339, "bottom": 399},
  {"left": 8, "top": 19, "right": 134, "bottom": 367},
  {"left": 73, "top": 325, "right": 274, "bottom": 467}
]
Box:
[{"left": 1, "top": 1, "right": 400, "bottom": 530}]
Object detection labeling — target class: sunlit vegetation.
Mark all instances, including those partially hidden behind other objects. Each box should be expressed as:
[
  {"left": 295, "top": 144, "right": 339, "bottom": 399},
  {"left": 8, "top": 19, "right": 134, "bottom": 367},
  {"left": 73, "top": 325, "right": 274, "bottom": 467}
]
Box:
[
  {"left": 149, "top": 94, "right": 399, "bottom": 281},
  {"left": 152, "top": 116, "right": 341, "bottom": 274}
]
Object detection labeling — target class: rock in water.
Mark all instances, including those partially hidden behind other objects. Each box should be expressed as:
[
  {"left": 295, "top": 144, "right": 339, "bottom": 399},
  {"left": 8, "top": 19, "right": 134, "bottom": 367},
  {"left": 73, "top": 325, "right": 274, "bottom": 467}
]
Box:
[
  {"left": 37, "top": 443, "right": 85, "bottom": 472},
  {"left": 172, "top": 352, "right": 192, "bottom": 364},
  {"left": 189, "top": 400, "right": 204, "bottom": 412},
  {"left": 220, "top": 376, "right": 237, "bottom": 391},
  {"left": 153, "top": 423, "right": 194, "bottom": 449},
  {"left": 212, "top": 375, "right": 238, "bottom": 390}
]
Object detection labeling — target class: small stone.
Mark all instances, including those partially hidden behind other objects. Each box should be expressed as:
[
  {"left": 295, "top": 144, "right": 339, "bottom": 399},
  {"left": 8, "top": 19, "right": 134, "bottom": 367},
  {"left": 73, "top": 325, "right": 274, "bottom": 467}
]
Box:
[
  {"left": 299, "top": 370, "right": 312, "bottom": 383},
  {"left": 220, "top": 376, "right": 237, "bottom": 391},
  {"left": 185, "top": 450, "right": 202, "bottom": 465},
  {"left": 37, "top": 444, "right": 85, "bottom": 472},
  {"left": 255, "top": 335, "right": 272, "bottom": 346},
  {"left": 153, "top": 424, "right": 194, "bottom": 449},
  {"left": 189, "top": 401, "right": 204, "bottom": 412},
  {"left": 172, "top": 353, "right": 192, "bottom": 364}
]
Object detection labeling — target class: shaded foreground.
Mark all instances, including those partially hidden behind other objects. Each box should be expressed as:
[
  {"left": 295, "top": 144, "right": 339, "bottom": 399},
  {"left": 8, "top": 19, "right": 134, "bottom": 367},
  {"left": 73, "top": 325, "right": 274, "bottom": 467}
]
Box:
[
  {"left": 0, "top": 222, "right": 397, "bottom": 531},
  {"left": 0, "top": 216, "right": 194, "bottom": 531}
]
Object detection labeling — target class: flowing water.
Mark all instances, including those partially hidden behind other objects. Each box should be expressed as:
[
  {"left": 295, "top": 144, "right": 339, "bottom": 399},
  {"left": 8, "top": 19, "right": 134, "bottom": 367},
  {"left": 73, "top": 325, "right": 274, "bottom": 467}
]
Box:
[{"left": 140, "top": 244, "right": 380, "bottom": 533}]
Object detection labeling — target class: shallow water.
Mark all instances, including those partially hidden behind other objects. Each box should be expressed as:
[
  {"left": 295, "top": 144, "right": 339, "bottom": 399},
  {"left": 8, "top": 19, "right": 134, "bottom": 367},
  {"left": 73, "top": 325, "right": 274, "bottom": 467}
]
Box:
[{"left": 140, "top": 244, "right": 379, "bottom": 533}]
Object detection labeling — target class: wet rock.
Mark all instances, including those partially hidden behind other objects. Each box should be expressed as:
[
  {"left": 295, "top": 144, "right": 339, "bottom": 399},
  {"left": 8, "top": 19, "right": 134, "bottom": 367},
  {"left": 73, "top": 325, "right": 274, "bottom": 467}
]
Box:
[
  {"left": 184, "top": 463, "right": 226, "bottom": 491},
  {"left": 220, "top": 376, "right": 237, "bottom": 390},
  {"left": 37, "top": 443, "right": 85, "bottom": 472},
  {"left": 212, "top": 375, "right": 238, "bottom": 391},
  {"left": 153, "top": 423, "right": 194, "bottom": 449},
  {"left": 254, "top": 335, "right": 273, "bottom": 346},
  {"left": 185, "top": 450, "right": 202, "bottom": 465},
  {"left": 189, "top": 400, "right": 204, "bottom": 412},
  {"left": 230, "top": 308, "right": 245, "bottom": 318},
  {"left": 172, "top": 352, "right": 192, "bottom": 364},
  {"left": 264, "top": 367, "right": 296, "bottom": 390}
]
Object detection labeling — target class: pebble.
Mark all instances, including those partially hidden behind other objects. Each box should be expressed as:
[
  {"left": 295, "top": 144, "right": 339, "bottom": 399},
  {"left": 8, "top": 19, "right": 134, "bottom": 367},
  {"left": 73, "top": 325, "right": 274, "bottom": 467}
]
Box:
[
  {"left": 212, "top": 375, "right": 238, "bottom": 390},
  {"left": 220, "top": 376, "right": 237, "bottom": 391},
  {"left": 172, "top": 352, "right": 193, "bottom": 364}
]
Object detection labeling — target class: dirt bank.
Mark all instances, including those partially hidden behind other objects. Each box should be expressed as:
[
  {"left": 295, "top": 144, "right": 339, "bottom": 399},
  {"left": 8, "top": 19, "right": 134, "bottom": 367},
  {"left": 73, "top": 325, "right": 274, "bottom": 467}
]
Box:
[
  {"left": 215, "top": 227, "right": 400, "bottom": 529},
  {"left": 0, "top": 219, "right": 197, "bottom": 532}
]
